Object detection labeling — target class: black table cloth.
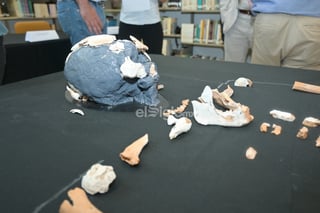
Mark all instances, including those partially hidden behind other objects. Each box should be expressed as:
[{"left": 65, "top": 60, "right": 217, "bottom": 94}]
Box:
[{"left": 0, "top": 55, "right": 319, "bottom": 213}]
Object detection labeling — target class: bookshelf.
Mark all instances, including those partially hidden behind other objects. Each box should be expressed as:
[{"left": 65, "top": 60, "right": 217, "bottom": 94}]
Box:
[{"left": 0, "top": 0, "right": 57, "bottom": 33}]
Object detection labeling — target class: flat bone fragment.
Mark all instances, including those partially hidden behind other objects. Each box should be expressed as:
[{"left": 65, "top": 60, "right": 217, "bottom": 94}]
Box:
[
  {"left": 302, "top": 117, "right": 320, "bottom": 127},
  {"left": 316, "top": 136, "right": 320, "bottom": 148},
  {"left": 270, "top": 109, "right": 296, "bottom": 122},
  {"left": 168, "top": 116, "right": 192, "bottom": 140},
  {"left": 59, "top": 187, "right": 102, "bottom": 213},
  {"left": 71, "top": 34, "right": 116, "bottom": 51},
  {"left": 81, "top": 163, "right": 116, "bottom": 195},
  {"left": 192, "top": 86, "right": 254, "bottom": 126},
  {"left": 271, "top": 124, "right": 282, "bottom": 135},
  {"left": 234, "top": 77, "right": 253, "bottom": 87},
  {"left": 296, "top": 126, "right": 309, "bottom": 140},
  {"left": 245, "top": 147, "right": 257, "bottom": 160},
  {"left": 120, "top": 134, "right": 149, "bottom": 166},
  {"left": 260, "top": 122, "right": 270, "bottom": 133}
]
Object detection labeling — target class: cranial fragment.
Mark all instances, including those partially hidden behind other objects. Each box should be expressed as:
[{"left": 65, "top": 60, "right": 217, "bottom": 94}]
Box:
[
  {"left": 271, "top": 124, "right": 282, "bottom": 135},
  {"left": 81, "top": 163, "right": 116, "bottom": 195},
  {"left": 302, "top": 117, "right": 320, "bottom": 127},
  {"left": 270, "top": 109, "right": 296, "bottom": 122},
  {"left": 245, "top": 147, "right": 257, "bottom": 160},
  {"left": 59, "top": 187, "right": 102, "bottom": 213},
  {"left": 234, "top": 77, "right": 253, "bottom": 87},
  {"left": 192, "top": 85, "right": 254, "bottom": 126},
  {"left": 260, "top": 122, "right": 270, "bottom": 133},
  {"left": 167, "top": 115, "right": 192, "bottom": 140},
  {"left": 120, "top": 134, "right": 149, "bottom": 166},
  {"left": 296, "top": 126, "right": 309, "bottom": 140}
]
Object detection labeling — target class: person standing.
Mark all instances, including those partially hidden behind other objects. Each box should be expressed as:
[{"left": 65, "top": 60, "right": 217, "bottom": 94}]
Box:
[
  {"left": 57, "top": 0, "right": 107, "bottom": 45},
  {"left": 117, "top": 0, "right": 166, "bottom": 54},
  {"left": 251, "top": 0, "right": 320, "bottom": 70},
  {"left": 220, "top": 0, "right": 254, "bottom": 62}
]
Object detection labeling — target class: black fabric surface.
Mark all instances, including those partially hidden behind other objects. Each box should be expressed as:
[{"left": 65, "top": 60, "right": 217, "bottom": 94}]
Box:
[
  {"left": 2, "top": 33, "right": 71, "bottom": 85},
  {"left": 0, "top": 55, "right": 319, "bottom": 213}
]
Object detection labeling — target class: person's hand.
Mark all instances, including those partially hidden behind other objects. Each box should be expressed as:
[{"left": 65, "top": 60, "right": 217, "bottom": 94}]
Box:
[{"left": 77, "top": 0, "right": 103, "bottom": 34}]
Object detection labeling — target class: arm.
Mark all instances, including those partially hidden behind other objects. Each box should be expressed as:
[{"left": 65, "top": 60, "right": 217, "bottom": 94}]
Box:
[{"left": 76, "top": 0, "right": 103, "bottom": 34}]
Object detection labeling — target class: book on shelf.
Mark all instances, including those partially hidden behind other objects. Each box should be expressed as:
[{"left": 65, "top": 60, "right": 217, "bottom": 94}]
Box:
[
  {"left": 181, "top": 0, "right": 219, "bottom": 11},
  {"left": 181, "top": 23, "right": 194, "bottom": 43},
  {"left": 162, "top": 38, "right": 172, "bottom": 56},
  {"left": 161, "top": 16, "right": 177, "bottom": 36}
]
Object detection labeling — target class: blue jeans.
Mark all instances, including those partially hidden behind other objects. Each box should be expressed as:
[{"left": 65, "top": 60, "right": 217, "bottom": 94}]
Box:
[{"left": 57, "top": 0, "right": 107, "bottom": 45}]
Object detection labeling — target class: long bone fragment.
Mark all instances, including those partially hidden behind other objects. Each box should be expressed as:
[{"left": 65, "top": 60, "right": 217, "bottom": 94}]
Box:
[{"left": 120, "top": 134, "right": 149, "bottom": 166}]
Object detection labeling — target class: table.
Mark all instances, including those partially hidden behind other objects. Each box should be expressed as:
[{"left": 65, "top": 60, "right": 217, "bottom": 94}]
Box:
[
  {"left": 0, "top": 55, "right": 319, "bottom": 213},
  {"left": 1, "top": 32, "right": 71, "bottom": 85}
]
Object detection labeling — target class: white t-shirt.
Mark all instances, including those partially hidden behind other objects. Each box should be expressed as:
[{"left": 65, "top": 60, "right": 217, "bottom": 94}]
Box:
[{"left": 120, "top": 0, "right": 161, "bottom": 25}]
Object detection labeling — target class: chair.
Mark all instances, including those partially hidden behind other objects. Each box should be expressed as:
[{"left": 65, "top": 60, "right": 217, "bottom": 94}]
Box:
[{"left": 14, "top": 21, "right": 52, "bottom": 34}]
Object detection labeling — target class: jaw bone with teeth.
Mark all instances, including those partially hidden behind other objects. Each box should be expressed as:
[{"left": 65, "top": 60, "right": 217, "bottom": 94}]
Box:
[{"left": 192, "top": 85, "right": 254, "bottom": 127}]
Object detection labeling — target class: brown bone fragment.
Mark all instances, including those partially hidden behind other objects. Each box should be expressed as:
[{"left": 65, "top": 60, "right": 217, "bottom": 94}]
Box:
[
  {"left": 296, "top": 126, "right": 309, "bottom": 140},
  {"left": 271, "top": 124, "right": 282, "bottom": 135},
  {"left": 120, "top": 134, "right": 149, "bottom": 166},
  {"left": 59, "top": 187, "right": 102, "bottom": 213},
  {"left": 260, "top": 122, "right": 270, "bottom": 133}
]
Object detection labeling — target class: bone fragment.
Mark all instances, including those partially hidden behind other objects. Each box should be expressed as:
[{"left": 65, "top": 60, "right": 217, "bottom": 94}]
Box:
[
  {"left": 120, "top": 56, "right": 147, "bottom": 78},
  {"left": 59, "top": 187, "right": 102, "bottom": 213},
  {"left": 163, "top": 99, "right": 189, "bottom": 117},
  {"left": 168, "top": 116, "right": 192, "bottom": 140},
  {"left": 271, "top": 124, "right": 282, "bottom": 135},
  {"left": 260, "top": 122, "right": 270, "bottom": 133},
  {"left": 70, "top": 108, "right": 85, "bottom": 116},
  {"left": 120, "top": 134, "right": 149, "bottom": 166},
  {"left": 296, "top": 126, "right": 309, "bottom": 140},
  {"left": 302, "top": 117, "right": 320, "bottom": 127},
  {"left": 212, "top": 86, "right": 238, "bottom": 110},
  {"left": 81, "top": 163, "right": 116, "bottom": 195},
  {"left": 71, "top": 34, "right": 116, "bottom": 51},
  {"left": 292, "top": 81, "right": 320, "bottom": 94},
  {"left": 234, "top": 77, "right": 253, "bottom": 87},
  {"left": 270, "top": 109, "right": 296, "bottom": 122},
  {"left": 316, "top": 136, "right": 320, "bottom": 148},
  {"left": 245, "top": 147, "right": 257, "bottom": 160}
]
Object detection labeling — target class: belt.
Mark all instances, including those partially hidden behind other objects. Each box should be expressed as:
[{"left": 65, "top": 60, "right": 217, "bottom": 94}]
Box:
[{"left": 239, "top": 9, "right": 253, "bottom": 16}]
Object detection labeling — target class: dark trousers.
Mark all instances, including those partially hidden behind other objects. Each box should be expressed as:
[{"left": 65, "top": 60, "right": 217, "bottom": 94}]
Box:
[
  {"left": 0, "top": 36, "right": 5, "bottom": 84},
  {"left": 118, "top": 21, "right": 163, "bottom": 55}
]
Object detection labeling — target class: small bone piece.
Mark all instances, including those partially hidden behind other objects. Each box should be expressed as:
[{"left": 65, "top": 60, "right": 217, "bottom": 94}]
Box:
[
  {"left": 271, "top": 124, "right": 282, "bottom": 135},
  {"left": 130, "top": 35, "right": 149, "bottom": 51},
  {"left": 163, "top": 99, "right": 190, "bottom": 117},
  {"left": 168, "top": 115, "right": 192, "bottom": 140},
  {"left": 296, "top": 126, "right": 309, "bottom": 140},
  {"left": 260, "top": 122, "right": 270, "bottom": 133},
  {"left": 120, "top": 134, "right": 149, "bottom": 166},
  {"left": 59, "top": 187, "right": 102, "bottom": 213},
  {"left": 70, "top": 108, "right": 85, "bottom": 116},
  {"left": 81, "top": 163, "right": 116, "bottom": 195},
  {"left": 302, "top": 117, "right": 320, "bottom": 127},
  {"left": 234, "top": 77, "right": 253, "bottom": 87},
  {"left": 270, "top": 109, "right": 296, "bottom": 122},
  {"left": 316, "top": 136, "right": 320, "bottom": 147},
  {"left": 245, "top": 147, "right": 257, "bottom": 160}
]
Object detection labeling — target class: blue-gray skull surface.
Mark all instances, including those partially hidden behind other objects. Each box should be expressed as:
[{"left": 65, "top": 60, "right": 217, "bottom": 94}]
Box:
[{"left": 64, "top": 35, "right": 160, "bottom": 106}]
